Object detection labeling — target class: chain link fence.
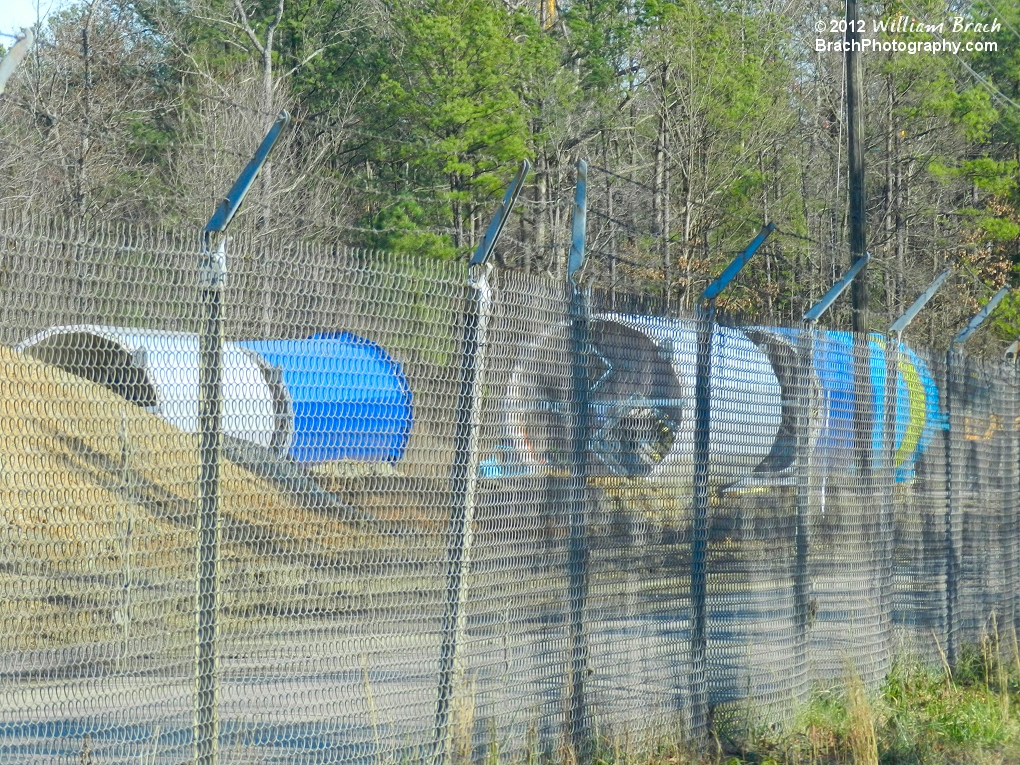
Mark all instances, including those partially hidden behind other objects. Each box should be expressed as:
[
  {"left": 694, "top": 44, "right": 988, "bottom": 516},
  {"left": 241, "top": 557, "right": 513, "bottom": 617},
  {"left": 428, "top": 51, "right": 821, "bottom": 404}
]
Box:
[{"left": 0, "top": 213, "right": 1017, "bottom": 764}]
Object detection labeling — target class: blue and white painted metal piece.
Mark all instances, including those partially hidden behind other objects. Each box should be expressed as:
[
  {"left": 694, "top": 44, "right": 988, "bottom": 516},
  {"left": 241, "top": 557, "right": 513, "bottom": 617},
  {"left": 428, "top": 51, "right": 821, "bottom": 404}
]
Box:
[
  {"left": 500, "top": 316, "right": 942, "bottom": 485},
  {"left": 16, "top": 325, "right": 413, "bottom": 463},
  {"left": 603, "top": 314, "right": 783, "bottom": 483}
]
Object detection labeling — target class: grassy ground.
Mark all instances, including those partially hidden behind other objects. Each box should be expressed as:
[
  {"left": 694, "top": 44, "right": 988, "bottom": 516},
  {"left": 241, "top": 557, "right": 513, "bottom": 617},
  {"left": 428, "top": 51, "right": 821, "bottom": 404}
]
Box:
[{"left": 595, "top": 633, "right": 1020, "bottom": 765}]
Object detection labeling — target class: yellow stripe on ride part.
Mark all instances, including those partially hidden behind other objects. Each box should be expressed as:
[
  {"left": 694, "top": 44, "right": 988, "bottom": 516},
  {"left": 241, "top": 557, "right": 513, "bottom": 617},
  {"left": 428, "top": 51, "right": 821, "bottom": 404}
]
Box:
[{"left": 896, "top": 354, "right": 925, "bottom": 466}]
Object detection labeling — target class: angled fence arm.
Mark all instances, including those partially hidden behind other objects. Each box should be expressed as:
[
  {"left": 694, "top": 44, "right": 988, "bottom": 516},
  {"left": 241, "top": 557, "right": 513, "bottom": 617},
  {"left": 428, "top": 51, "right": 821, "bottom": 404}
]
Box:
[
  {"left": 952, "top": 286, "right": 1009, "bottom": 346},
  {"left": 567, "top": 160, "right": 588, "bottom": 282},
  {"left": 889, "top": 269, "right": 952, "bottom": 338},
  {"left": 802, "top": 252, "right": 871, "bottom": 324},
  {"left": 472, "top": 160, "right": 530, "bottom": 267},
  {"left": 204, "top": 112, "right": 291, "bottom": 240}
]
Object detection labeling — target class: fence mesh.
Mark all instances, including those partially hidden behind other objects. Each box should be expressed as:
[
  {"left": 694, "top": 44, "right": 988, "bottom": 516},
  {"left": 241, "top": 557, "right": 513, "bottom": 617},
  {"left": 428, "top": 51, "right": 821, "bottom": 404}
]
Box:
[{"left": 1, "top": 213, "right": 1019, "bottom": 764}]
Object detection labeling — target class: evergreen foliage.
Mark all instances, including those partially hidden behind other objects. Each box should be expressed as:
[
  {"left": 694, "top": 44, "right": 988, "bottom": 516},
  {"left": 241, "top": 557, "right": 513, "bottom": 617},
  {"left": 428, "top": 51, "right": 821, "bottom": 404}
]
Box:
[{"left": 2, "top": 0, "right": 1019, "bottom": 345}]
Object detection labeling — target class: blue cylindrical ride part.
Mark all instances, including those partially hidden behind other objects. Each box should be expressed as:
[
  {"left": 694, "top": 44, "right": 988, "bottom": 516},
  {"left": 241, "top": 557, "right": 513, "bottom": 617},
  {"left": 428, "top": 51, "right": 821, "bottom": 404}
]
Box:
[{"left": 240, "top": 333, "right": 413, "bottom": 463}]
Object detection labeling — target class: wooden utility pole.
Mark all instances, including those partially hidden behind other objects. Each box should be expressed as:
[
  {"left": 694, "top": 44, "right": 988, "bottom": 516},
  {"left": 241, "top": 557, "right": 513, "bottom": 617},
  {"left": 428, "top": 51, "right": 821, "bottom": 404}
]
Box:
[
  {"left": 541, "top": 0, "right": 557, "bottom": 29},
  {"left": 846, "top": 0, "right": 867, "bottom": 331}
]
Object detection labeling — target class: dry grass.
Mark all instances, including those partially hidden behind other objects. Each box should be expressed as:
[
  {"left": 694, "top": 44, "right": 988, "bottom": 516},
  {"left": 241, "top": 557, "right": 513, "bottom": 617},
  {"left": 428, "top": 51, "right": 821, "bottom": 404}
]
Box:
[
  {"left": 845, "top": 669, "right": 878, "bottom": 765},
  {"left": 0, "top": 344, "right": 415, "bottom": 651}
]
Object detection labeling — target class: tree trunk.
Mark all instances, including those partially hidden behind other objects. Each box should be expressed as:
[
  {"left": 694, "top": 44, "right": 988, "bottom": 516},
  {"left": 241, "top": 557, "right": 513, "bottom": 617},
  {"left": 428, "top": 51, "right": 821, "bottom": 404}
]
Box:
[
  {"left": 655, "top": 65, "right": 671, "bottom": 307},
  {"left": 682, "top": 150, "right": 694, "bottom": 312},
  {"left": 536, "top": 152, "right": 547, "bottom": 269},
  {"left": 895, "top": 123, "right": 905, "bottom": 317}
]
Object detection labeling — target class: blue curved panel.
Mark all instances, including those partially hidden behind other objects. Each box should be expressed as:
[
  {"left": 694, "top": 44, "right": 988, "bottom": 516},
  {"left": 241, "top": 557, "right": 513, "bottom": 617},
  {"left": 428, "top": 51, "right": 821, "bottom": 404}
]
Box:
[
  {"left": 241, "top": 333, "right": 413, "bottom": 463},
  {"left": 815, "top": 331, "right": 940, "bottom": 480},
  {"left": 762, "top": 328, "right": 941, "bottom": 481},
  {"left": 896, "top": 344, "right": 942, "bottom": 480}
]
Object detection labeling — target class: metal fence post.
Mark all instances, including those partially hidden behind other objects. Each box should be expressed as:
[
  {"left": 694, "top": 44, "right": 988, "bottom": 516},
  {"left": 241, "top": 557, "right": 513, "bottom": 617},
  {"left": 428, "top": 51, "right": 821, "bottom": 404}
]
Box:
[
  {"left": 196, "top": 236, "right": 224, "bottom": 765},
  {"left": 688, "top": 302, "right": 714, "bottom": 740},
  {"left": 1012, "top": 353, "right": 1020, "bottom": 638},
  {"left": 886, "top": 269, "right": 951, "bottom": 666},
  {"left": 433, "top": 262, "right": 492, "bottom": 765},
  {"left": 849, "top": 332, "right": 877, "bottom": 676},
  {"left": 944, "top": 286, "right": 1009, "bottom": 666},
  {"left": 943, "top": 348, "right": 960, "bottom": 666},
  {"left": 566, "top": 282, "right": 592, "bottom": 759},
  {"left": 793, "top": 323, "right": 814, "bottom": 702},
  {"left": 880, "top": 335, "right": 898, "bottom": 671},
  {"left": 566, "top": 160, "right": 592, "bottom": 760},
  {"left": 433, "top": 162, "right": 529, "bottom": 765},
  {"left": 797, "top": 251, "right": 871, "bottom": 694},
  {"left": 1003, "top": 360, "right": 1018, "bottom": 635},
  {"left": 196, "top": 111, "right": 289, "bottom": 765}
]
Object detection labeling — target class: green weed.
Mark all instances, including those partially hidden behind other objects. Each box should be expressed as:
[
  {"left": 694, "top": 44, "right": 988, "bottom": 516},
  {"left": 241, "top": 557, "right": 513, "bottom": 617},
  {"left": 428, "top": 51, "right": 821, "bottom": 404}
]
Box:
[{"left": 704, "top": 633, "right": 1020, "bottom": 765}]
